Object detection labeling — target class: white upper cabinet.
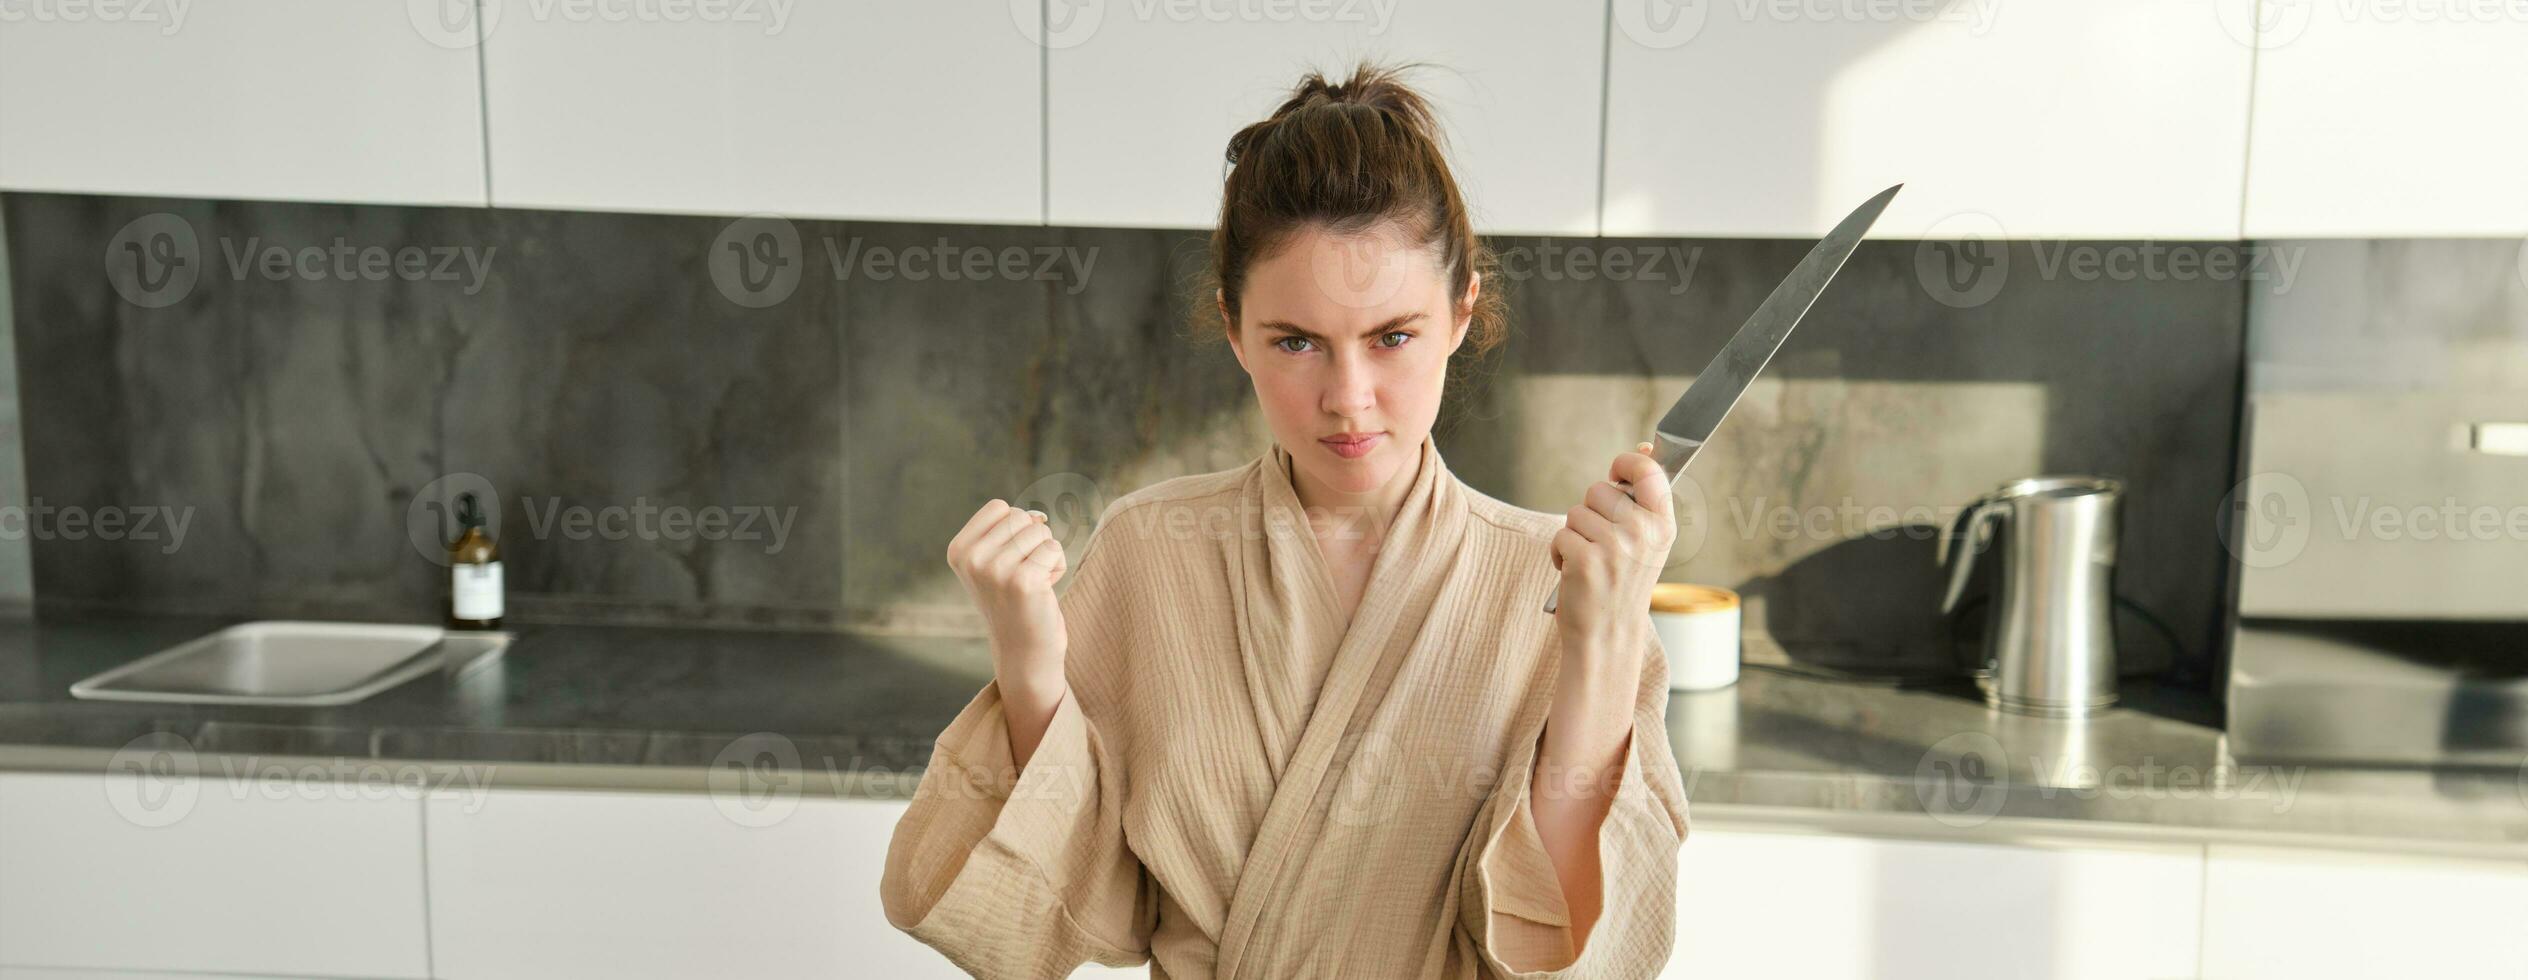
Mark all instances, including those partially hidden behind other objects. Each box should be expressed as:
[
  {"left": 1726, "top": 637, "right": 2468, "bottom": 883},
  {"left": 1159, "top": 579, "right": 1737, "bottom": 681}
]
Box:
[
  {"left": 2244, "top": 10, "right": 2528, "bottom": 237},
  {"left": 0, "top": 0, "right": 488, "bottom": 206},
  {"left": 482, "top": 3, "right": 1041, "bottom": 224},
  {"left": 1045, "top": 2, "right": 1606, "bottom": 235},
  {"left": 1603, "top": 0, "right": 2256, "bottom": 239}
]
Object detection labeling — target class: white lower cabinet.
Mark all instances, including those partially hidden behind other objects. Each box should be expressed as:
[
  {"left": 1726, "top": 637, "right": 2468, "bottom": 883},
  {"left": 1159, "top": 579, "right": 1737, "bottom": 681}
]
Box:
[
  {"left": 1667, "top": 829, "right": 2205, "bottom": 980},
  {"left": 0, "top": 770, "right": 432, "bottom": 978},
  {"left": 0, "top": 971, "right": 314, "bottom": 980},
  {"left": 422, "top": 788, "right": 950, "bottom": 980},
  {"left": 2200, "top": 844, "right": 2528, "bottom": 979},
  {"left": 14, "top": 766, "right": 2528, "bottom": 980}
]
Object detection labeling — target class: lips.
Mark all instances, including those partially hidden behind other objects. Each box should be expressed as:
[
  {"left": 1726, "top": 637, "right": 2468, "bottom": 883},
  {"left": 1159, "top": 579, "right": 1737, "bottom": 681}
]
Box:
[{"left": 1319, "top": 432, "right": 1384, "bottom": 459}]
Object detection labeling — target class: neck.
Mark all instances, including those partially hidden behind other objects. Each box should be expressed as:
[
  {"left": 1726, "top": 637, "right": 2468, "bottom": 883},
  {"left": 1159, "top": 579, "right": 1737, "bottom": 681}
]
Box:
[{"left": 1287, "top": 438, "right": 1421, "bottom": 545}]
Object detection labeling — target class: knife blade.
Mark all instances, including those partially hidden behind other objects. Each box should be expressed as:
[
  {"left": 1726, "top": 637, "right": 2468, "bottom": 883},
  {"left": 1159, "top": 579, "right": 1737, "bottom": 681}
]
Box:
[{"left": 1546, "top": 183, "right": 1902, "bottom": 615}]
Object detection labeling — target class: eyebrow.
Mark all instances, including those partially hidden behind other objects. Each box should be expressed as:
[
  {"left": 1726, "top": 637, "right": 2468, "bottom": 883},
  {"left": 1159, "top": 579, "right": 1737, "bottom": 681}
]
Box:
[{"left": 1257, "top": 313, "right": 1428, "bottom": 343}]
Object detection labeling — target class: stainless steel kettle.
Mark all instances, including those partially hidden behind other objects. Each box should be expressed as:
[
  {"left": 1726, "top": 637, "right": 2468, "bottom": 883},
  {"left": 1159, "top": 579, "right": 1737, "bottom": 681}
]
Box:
[{"left": 1938, "top": 476, "right": 2124, "bottom": 717}]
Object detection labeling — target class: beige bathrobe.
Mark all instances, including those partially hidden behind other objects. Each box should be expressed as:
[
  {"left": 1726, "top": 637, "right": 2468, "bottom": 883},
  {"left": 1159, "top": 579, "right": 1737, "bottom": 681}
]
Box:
[{"left": 881, "top": 432, "right": 1690, "bottom": 979}]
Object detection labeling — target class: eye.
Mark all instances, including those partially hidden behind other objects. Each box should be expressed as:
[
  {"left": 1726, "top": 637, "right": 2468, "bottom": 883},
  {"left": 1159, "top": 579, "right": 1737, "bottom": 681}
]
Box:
[
  {"left": 1378, "top": 331, "right": 1413, "bottom": 349},
  {"left": 1272, "top": 336, "right": 1314, "bottom": 354}
]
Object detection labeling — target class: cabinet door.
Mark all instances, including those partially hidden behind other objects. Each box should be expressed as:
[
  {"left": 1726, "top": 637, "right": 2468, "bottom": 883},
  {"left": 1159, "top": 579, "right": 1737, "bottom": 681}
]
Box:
[
  {"left": 1, "top": 970, "right": 311, "bottom": 980},
  {"left": 0, "top": 770, "right": 431, "bottom": 978},
  {"left": 1603, "top": 0, "right": 2253, "bottom": 239},
  {"left": 0, "top": 0, "right": 487, "bottom": 206},
  {"left": 1668, "top": 830, "right": 2203, "bottom": 980},
  {"left": 482, "top": 5, "right": 1040, "bottom": 224},
  {"left": 2243, "top": 12, "right": 2528, "bottom": 236},
  {"left": 1045, "top": 3, "right": 1605, "bottom": 235},
  {"left": 425, "top": 789, "right": 959, "bottom": 980},
  {"left": 2201, "top": 844, "right": 2528, "bottom": 978}
]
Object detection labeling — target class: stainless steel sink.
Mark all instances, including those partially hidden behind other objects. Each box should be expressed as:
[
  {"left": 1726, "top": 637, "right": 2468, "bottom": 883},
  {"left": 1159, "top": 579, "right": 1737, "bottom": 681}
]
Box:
[{"left": 70, "top": 621, "right": 507, "bottom": 706}]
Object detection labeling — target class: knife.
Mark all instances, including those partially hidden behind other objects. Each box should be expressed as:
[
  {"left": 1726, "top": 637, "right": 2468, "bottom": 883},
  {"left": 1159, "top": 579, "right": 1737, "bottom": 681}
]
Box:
[{"left": 1545, "top": 183, "right": 1903, "bottom": 615}]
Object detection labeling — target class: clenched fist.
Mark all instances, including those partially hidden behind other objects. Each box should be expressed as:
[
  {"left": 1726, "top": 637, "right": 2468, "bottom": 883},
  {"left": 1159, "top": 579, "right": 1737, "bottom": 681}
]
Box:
[
  {"left": 1549, "top": 441, "right": 1679, "bottom": 659},
  {"left": 948, "top": 499, "right": 1069, "bottom": 699}
]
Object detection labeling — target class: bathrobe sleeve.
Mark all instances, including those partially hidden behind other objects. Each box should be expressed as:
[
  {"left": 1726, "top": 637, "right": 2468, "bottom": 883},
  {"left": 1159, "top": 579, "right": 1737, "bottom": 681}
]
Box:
[
  {"left": 1460, "top": 628, "right": 1692, "bottom": 977},
  {"left": 878, "top": 508, "right": 1159, "bottom": 979},
  {"left": 879, "top": 678, "right": 1156, "bottom": 979}
]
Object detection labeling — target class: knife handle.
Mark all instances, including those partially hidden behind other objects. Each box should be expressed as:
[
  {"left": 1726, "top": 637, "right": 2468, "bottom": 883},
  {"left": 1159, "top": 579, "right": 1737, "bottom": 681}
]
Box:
[{"left": 1541, "top": 476, "right": 1638, "bottom": 615}]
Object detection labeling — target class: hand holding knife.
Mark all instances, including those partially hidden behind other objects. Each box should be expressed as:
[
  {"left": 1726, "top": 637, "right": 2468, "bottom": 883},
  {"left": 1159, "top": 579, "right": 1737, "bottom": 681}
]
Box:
[{"left": 1546, "top": 183, "right": 1903, "bottom": 614}]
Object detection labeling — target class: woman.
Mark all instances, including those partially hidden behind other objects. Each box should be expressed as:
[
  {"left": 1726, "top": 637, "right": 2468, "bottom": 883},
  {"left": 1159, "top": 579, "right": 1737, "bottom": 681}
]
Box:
[{"left": 881, "top": 64, "right": 1690, "bottom": 979}]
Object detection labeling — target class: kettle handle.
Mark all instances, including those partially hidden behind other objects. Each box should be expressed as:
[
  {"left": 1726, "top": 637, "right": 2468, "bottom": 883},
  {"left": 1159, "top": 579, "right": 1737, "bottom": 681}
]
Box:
[{"left": 1938, "top": 495, "right": 2006, "bottom": 616}]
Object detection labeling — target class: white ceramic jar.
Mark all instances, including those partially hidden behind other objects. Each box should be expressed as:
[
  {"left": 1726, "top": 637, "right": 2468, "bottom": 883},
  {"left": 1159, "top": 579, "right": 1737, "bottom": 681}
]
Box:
[{"left": 1650, "top": 583, "right": 1741, "bottom": 690}]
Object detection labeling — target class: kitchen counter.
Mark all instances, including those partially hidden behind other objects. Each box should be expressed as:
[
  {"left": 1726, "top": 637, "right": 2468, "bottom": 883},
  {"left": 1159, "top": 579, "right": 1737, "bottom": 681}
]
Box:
[{"left": 1, "top": 613, "right": 2522, "bottom": 858}]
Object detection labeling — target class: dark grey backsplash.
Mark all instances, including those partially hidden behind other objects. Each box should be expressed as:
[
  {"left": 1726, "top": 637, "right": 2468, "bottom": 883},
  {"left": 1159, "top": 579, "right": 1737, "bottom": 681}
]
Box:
[{"left": 2, "top": 192, "right": 2247, "bottom": 684}]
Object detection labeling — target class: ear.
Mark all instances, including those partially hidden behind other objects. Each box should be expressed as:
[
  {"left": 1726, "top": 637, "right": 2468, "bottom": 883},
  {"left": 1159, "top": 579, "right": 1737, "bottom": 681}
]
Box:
[
  {"left": 1449, "top": 271, "right": 1479, "bottom": 355},
  {"left": 1220, "top": 288, "right": 1250, "bottom": 374}
]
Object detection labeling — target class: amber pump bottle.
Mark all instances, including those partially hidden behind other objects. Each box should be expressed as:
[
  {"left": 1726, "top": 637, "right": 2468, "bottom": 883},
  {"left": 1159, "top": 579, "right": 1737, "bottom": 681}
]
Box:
[{"left": 447, "top": 492, "right": 504, "bottom": 630}]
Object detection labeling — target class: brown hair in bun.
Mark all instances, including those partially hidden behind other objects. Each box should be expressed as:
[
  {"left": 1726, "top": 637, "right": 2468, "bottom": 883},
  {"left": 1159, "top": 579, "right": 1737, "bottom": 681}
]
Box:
[{"left": 1203, "top": 62, "right": 1508, "bottom": 414}]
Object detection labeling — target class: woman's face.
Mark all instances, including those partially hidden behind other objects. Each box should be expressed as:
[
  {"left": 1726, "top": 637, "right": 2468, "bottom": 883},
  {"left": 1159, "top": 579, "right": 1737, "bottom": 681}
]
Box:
[{"left": 1225, "top": 220, "right": 1473, "bottom": 503}]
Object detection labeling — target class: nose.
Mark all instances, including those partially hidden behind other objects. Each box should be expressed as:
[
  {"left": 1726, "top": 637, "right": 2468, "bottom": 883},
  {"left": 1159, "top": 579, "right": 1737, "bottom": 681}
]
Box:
[{"left": 1321, "top": 349, "right": 1376, "bottom": 418}]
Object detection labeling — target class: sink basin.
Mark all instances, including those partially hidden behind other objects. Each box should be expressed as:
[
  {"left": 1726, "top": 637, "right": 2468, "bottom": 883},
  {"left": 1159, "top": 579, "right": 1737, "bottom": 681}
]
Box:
[{"left": 70, "top": 621, "right": 507, "bottom": 706}]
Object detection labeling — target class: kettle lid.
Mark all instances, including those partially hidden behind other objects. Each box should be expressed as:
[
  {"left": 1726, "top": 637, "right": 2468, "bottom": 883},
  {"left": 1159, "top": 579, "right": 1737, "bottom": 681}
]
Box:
[{"left": 1984, "top": 475, "right": 2121, "bottom": 501}]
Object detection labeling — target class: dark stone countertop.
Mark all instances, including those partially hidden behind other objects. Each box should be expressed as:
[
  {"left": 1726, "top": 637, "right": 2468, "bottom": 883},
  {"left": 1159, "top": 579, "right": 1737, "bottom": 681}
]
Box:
[{"left": 2, "top": 613, "right": 2522, "bottom": 857}]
